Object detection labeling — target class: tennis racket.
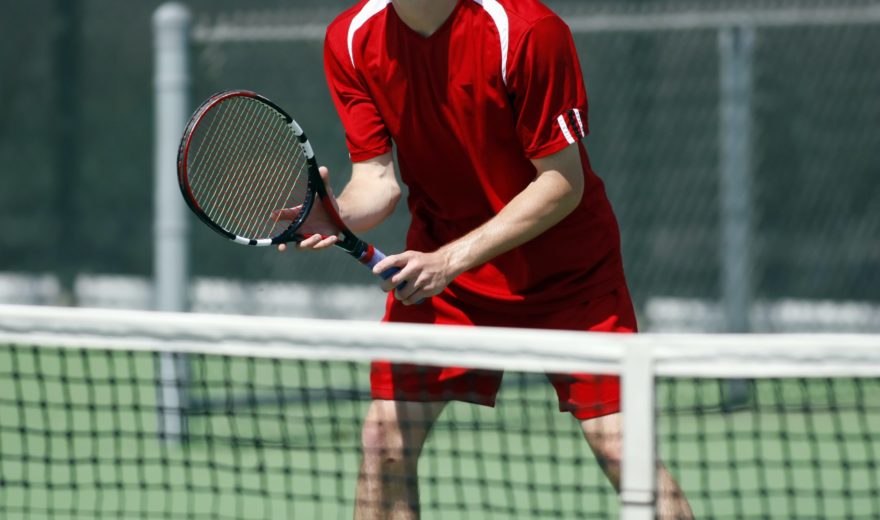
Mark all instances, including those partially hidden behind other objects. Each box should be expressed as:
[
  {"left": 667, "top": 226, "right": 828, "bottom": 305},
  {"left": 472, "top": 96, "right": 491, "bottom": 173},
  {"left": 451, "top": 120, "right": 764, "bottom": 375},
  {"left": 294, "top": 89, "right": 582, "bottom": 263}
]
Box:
[{"left": 177, "top": 90, "right": 399, "bottom": 282}]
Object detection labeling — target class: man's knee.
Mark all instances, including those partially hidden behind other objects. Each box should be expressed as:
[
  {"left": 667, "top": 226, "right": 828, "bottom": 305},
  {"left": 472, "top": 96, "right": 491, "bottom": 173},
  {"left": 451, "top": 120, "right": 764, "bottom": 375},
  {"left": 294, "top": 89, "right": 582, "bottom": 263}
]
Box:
[
  {"left": 581, "top": 413, "right": 623, "bottom": 469},
  {"left": 361, "top": 416, "right": 410, "bottom": 466},
  {"left": 360, "top": 401, "right": 436, "bottom": 468}
]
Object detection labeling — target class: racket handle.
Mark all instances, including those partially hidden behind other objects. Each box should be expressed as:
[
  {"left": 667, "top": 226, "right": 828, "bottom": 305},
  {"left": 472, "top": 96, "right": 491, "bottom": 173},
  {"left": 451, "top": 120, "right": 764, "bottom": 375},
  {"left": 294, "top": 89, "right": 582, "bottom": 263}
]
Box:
[
  {"left": 379, "top": 266, "right": 401, "bottom": 281},
  {"left": 361, "top": 246, "right": 423, "bottom": 303},
  {"left": 361, "top": 247, "right": 401, "bottom": 283}
]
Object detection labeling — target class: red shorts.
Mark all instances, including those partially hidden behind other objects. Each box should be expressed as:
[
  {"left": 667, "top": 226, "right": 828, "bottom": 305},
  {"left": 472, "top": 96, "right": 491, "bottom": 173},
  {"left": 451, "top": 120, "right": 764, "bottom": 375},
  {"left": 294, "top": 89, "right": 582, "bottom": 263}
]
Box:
[{"left": 371, "top": 284, "right": 637, "bottom": 420}]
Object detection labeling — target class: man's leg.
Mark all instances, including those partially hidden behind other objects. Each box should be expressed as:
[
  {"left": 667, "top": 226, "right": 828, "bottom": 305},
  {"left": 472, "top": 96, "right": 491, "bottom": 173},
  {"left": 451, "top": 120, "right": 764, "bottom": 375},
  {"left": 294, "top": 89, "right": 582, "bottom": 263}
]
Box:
[
  {"left": 355, "top": 399, "right": 447, "bottom": 520},
  {"left": 581, "top": 413, "right": 694, "bottom": 520}
]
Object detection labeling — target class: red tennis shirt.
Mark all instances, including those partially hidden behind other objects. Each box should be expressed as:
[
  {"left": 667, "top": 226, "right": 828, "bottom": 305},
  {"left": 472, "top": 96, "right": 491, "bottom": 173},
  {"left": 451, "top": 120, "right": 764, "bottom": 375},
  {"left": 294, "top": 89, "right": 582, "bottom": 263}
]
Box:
[{"left": 324, "top": 0, "right": 625, "bottom": 313}]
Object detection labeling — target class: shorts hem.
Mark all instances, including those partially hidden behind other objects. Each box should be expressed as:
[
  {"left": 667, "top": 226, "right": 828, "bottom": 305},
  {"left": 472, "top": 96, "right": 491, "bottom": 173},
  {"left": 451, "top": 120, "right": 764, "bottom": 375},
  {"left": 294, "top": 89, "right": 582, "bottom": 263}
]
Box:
[
  {"left": 568, "top": 400, "right": 620, "bottom": 420},
  {"left": 370, "top": 386, "right": 498, "bottom": 408}
]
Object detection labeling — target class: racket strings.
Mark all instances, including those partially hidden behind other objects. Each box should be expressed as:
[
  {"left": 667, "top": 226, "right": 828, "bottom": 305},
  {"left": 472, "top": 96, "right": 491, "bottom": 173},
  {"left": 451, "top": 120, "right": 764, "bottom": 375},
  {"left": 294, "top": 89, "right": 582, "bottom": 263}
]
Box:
[
  {"left": 186, "top": 97, "right": 310, "bottom": 239},
  {"left": 216, "top": 101, "right": 284, "bottom": 234},
  {"left": 195, "top": 100, "right": 261, "bottom": 228},
  {"left": 251, "top": 118, "right": 309, "bottom": 237},
  {"left": 236, "top": 108, "right": 306, "bottom": 236},
  {"left": 266, "top": 140, "right": 310, "bottom": 233},
  {"left": 188, "top": 94, "right": 242, "bottom": 189},
  {"left": 191, "top": 99, "right": 261, "bottom": 223},
  {"left": 228, "top": 102, "right": 309, "bottom": 238},
  {"left": 208, "top": 100, "right": 284, "bottom": 234}
]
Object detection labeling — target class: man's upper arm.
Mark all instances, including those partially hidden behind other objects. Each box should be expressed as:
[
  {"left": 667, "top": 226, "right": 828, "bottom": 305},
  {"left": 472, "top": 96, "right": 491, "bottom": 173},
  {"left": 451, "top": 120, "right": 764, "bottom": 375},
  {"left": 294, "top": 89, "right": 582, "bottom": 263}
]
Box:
[
  {"left": 351, "top": 152, "right": 396, "bottom": 186},
  {"left": 530, "top": 143, "right": 585, "bottom": 201}
]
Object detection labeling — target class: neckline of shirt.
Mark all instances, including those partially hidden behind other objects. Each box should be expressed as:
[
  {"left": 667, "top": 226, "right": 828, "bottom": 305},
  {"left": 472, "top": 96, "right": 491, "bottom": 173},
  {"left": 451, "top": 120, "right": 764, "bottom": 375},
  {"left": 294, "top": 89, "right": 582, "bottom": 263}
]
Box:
[{"left": 389, "top": 0, "right": 466, "bottom": 42}]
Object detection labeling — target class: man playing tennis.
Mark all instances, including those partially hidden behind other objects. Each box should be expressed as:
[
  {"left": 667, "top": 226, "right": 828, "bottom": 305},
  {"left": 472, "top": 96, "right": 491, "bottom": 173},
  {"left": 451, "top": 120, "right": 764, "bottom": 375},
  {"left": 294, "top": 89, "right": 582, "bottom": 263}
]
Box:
[{"left": 281, "top": 0, "right": 693, "bottom": 517}]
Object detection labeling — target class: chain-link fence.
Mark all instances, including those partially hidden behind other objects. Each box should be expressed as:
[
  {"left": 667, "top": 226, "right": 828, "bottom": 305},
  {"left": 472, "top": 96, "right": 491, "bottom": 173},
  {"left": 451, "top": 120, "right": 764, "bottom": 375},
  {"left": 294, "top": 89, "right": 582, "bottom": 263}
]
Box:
[{"left": 1, "top": 1, "right": 878, "bottom": 329}]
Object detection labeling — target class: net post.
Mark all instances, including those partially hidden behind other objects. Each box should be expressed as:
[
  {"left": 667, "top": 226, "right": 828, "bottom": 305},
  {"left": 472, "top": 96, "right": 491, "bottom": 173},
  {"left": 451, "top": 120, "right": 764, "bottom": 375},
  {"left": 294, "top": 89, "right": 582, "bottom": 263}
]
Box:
[
  {"left": 153, "top": 2, "right": 192, "bottom": 444},
  {"left": 620, "top": 343, "right": 656, "bottom": 520},
  {"left": 719, "top": 24, "right": 756, "bottom": 407}
]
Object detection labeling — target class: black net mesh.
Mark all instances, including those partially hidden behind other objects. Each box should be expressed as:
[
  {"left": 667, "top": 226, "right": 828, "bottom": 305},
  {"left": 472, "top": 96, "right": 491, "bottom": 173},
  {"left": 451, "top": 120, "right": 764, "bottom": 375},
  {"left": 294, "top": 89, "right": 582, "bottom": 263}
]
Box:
[
  {"left": 657, "top": 377, "right": 880, "bottom": 519},
  {"left": 3, "top": 341, "right": 880, "bottom": 519},
  {"left": 0, "top": 344, "right": 619, "bottom": 520}
]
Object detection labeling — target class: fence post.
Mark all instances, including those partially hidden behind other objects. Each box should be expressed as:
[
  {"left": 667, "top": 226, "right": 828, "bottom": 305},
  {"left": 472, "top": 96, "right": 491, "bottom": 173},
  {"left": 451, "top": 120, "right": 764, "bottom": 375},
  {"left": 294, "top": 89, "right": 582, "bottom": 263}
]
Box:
[
  {"left": 719, "top": 25, "right": 756, "bottom": 407},
  {"left": 153, "top": 2, "right": 192, "bottom": 443},
  {"left": 719, "top": 24, "right": 756, "bottom": 334}
]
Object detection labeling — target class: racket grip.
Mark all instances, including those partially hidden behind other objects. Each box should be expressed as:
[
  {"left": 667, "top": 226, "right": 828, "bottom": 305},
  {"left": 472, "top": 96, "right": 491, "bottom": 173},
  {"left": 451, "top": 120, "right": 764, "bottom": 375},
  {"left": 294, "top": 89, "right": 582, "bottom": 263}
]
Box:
[
  {"left": 362, "top": 246, "right": 422, "bottom": 303},
  {"left": 379, "top": 266, "right": 401, "bottom": 281},
  {"left": 362, "top": 247, "right": 402, "bottom": 284}
]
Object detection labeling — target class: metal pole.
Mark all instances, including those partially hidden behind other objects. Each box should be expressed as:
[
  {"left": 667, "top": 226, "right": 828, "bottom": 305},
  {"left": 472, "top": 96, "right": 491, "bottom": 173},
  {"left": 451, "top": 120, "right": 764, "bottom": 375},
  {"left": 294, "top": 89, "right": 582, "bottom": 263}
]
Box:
[
  {"left": 620, "top": 344, "right": 656, "bottom": 520},
  {"left": 719, "top": 24, "right": 755, "bottom": 335},
  {"left": 52, "top": 0, "right": 82, "bottom": 306},
  {"left": 719, "top": 25, "right": 756, "bottom": 407},
  {"left": 153, "top": 2, "right": 192, "bottom": 443}
]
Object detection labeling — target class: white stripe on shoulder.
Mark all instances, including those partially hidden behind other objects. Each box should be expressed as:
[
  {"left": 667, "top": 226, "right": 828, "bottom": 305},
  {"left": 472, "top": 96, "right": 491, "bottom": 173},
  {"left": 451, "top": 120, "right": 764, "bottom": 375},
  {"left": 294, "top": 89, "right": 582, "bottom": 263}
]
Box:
[
  {"left": 347, "top": 0, "right": 392, "bottom": 69},
  {"left": 573, "top": 109, "right": 585, "bottom": 138},
  {"left": 473, "top": 0, "right": 510, "bottom": 85},
  {"left": 557, "top": 114, "right": 576, "bottom": 145}
]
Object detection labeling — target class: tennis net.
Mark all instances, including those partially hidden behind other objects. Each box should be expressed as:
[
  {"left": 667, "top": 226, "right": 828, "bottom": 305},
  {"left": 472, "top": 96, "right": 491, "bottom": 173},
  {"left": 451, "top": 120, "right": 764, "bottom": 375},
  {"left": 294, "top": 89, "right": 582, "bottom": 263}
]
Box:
[{"left": 0, "top": 304, "right": 878, "bottom": 519}]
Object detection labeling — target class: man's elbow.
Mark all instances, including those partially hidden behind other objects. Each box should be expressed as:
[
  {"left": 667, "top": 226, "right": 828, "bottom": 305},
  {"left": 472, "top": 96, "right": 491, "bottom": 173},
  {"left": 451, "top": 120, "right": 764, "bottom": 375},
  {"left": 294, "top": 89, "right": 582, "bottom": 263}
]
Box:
[
  {"left": 389, "top": 182, "right": 403, "bottom": 208},
  {"left": 384, "top": 182, "right": 402, "bottom": 216},
  {"left": 560, "top": 174, "right": 585, "bottom": 214}
]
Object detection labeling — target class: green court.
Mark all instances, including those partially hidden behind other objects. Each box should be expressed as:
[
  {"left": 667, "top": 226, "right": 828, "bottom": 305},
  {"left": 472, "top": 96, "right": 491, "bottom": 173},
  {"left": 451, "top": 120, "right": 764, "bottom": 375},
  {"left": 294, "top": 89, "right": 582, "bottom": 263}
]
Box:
[{"left": 1, "top": 346, "right": 878, "bottom": 519}]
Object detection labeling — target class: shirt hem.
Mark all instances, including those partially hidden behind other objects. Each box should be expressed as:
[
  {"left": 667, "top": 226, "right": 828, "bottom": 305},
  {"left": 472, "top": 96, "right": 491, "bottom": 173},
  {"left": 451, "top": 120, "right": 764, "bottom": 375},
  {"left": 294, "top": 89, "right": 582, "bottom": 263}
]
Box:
[
  {"left": 526, "top": 137, "right": 585, "bottom": 160},
  {"left": 349, "top": 145, "right": 393, "bottom": 163},
  {"left": 445, "top": 272, "right": 627, "bottom": 316}
]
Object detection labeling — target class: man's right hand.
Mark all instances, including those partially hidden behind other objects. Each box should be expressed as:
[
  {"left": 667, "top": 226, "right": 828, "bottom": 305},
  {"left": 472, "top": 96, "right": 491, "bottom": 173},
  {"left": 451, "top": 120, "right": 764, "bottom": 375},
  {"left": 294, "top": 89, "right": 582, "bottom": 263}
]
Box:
[{"left": 276, "top": 153, "right": 401, "bottom": 254}]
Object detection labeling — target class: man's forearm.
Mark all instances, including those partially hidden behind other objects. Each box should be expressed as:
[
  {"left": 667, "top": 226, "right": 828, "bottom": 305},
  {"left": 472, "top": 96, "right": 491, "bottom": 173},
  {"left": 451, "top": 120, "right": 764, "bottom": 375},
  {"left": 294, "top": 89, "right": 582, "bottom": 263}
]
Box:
[{"left": 438, "top": 165, "right": 583, "bottom": 277}]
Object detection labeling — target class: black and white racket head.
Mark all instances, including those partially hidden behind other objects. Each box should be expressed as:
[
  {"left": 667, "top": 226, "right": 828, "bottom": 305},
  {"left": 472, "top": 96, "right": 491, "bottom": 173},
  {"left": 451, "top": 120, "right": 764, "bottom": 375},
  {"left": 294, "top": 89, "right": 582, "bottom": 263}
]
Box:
[{"left": 177, "top": 90, "right": 320, "bottom": 246}]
